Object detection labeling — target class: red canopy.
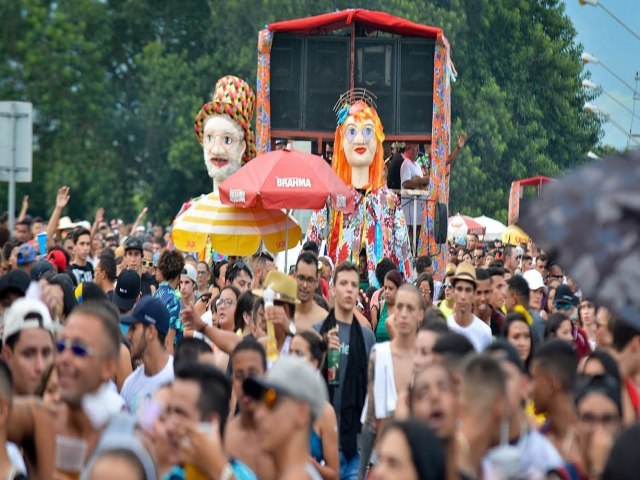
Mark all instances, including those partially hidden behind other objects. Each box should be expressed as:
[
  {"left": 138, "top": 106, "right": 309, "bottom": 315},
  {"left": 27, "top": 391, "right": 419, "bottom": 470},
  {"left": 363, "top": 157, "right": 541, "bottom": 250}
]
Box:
[
  {"left": 516, "top": 176, "right": 553, "bottom": 188},
  {"left": 268, "top": 9, "right": 442, "bottom": 38}
]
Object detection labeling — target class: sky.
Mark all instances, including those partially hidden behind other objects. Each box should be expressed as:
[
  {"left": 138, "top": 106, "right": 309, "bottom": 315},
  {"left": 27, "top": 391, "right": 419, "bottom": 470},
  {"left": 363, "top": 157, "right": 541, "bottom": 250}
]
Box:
[{"left": 562, "top": 0, "right": 640, "bottom": 150}]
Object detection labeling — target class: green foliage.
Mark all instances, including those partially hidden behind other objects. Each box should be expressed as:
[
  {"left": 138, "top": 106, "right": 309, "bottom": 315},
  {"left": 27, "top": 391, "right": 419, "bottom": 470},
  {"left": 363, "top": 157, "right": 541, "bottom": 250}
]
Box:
[{"left": 0, "top": 0, "right": 603, "bottom": 225}]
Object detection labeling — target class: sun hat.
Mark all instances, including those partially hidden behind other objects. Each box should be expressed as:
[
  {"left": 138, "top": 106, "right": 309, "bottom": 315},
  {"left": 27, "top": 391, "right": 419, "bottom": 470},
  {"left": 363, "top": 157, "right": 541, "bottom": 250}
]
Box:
[
  {"left": 194, "top": 75, "right": 256, "bottom": 163},
  {"left": 252, "top": 270, "right": 300, "bottom": 305},
  {"left": 451, "top": 262, "right": 477, "bottom": 287},
  {"left": 57, "top": 216, "right": 77, "bottom": 230}
]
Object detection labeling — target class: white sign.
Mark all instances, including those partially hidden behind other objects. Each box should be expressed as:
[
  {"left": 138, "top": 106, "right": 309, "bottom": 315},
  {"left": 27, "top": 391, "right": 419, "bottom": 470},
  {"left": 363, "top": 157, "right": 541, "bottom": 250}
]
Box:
[{"left": 0, "top": 101, "right": 33, "bottom": 183}]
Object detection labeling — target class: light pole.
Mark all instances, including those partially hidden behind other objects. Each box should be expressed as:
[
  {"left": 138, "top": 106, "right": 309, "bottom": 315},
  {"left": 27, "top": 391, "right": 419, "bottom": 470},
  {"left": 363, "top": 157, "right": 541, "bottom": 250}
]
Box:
[
  {"left": 583, "top": 102, "right": 640, "bottom": 147},
  {"left": 581, "top": 53, "right": 639, "bottom": 95},
  {"left": 579, "top": 0, "right": 640, "bottom": 42},
  {"left": 582, "top": 79, "right": 640, "bottom": 120}
]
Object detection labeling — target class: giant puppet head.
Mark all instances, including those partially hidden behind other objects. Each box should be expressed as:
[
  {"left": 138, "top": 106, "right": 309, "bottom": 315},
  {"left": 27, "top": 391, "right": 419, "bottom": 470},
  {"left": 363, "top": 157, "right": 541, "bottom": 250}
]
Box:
[
  {"left": 332, "top": 90, "right": 385, "bottom": 190},
  {"left": 194, "top": 75, "right": 256, "bottom": 183}
]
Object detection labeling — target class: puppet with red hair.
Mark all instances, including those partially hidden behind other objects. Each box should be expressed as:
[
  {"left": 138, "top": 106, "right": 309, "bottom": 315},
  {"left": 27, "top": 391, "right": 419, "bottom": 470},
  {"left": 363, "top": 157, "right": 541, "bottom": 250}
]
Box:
[{"left": 307, "top": 91, "right": 411, "bottom": 286}]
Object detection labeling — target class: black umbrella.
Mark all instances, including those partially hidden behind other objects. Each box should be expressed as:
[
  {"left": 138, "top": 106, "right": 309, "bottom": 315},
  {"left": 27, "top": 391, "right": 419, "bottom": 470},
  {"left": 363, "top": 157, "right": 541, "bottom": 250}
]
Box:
[{"left": 519, "top": 150, "right": 640, "bottom": 328}]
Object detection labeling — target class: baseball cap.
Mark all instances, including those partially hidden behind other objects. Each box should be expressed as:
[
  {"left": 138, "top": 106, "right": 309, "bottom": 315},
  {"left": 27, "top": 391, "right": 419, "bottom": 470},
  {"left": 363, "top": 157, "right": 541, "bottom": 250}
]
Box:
[
  {"left": 123, "top": 237, "right": 143, "bottom": 253},
  {"left": 554, "top": 284, "right": 579, "bottom": 307},
  {"left": 120, "top": 295, "right": 170, "bottom": 335},
  {"left": 522, "top": 269, "right": 547, "bottom": 293},
  {"left": 31, "top": 260, "right": 54, "bottom": 281},
  {"left": 47, "top": 249, "right": 68, "bottom": 272},
  {"left": 113, "top": 269, "right": 141, "bottom": 311},
  {"left": 0, "top": 269, "right": 31, "bottom": 298},
  {"left": 181, "top": 264, "right": 197, "bottom": 283},
  {"left": 2, "top": 298, "right": 55, "bottom": 343},
  {"left": 17, "top": 243, "right": 36, "bottom": 266},
  {"left": 243, "top": 356, "right": 328, "bottom": 420}
]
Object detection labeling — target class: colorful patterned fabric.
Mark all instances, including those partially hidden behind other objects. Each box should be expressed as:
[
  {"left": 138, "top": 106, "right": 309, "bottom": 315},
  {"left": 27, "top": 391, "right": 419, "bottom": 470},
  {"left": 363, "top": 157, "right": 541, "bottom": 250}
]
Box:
[
  {"left": 256, "top": 29, "right": 274, "bottom": 154},
  {"left": 417, "top": 33, "right": 453, "bottom": 278},
  {"left": 307, "top": 187, "right": 411, "bottom": 288},
  {"left": 154, "top": 282, "right": 182, "bottom": 345},
  {"left": 194, "top": 75, "right": 256, "bottom": 163}
]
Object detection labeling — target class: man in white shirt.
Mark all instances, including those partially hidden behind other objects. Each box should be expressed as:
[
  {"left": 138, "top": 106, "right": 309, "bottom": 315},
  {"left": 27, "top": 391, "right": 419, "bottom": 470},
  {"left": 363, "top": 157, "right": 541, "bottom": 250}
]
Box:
[
  {"left": 120, "top": 295, "right": 174, "bottom": 414},
  {"left": 400, "top": 143, "right": 429, "bottom": 249},
  {"left": 446, "top": 262, "right": 492, "bottom": 352}
]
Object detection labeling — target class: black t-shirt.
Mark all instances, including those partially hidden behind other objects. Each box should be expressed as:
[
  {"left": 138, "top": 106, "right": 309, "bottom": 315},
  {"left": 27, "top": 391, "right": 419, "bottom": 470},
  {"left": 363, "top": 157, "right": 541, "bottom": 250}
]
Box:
[
  {"left": 141, "top": 273, "right": 158, "bottom": 296},
  {"left": 386, "top": 152, "right": 404, "bottom": 190},
  {"left": 67, "top": 262, "right": 94, "bottom": 284}
]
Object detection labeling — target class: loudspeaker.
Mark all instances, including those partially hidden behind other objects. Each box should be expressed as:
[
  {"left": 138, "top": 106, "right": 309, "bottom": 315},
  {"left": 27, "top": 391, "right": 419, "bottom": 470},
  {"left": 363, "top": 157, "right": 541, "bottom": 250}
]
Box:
[
  {"left": 434, "top": 202, "right": 448, "bottom": 244},
  {"left": 270, "top": 34, "right": 435, "bottom": 135}
]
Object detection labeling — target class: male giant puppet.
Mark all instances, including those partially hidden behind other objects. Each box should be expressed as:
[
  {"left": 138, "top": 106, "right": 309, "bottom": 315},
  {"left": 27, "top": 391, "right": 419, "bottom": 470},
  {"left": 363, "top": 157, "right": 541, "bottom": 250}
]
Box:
[
  {"left": 172, "top": 75, "right": 299, "bottom": 255},
  {"left": 307, "top": 92, "right": 411, "bottom": 286},
  {"left": 195, "top": 75, "right": 256, "bottom": 190}
]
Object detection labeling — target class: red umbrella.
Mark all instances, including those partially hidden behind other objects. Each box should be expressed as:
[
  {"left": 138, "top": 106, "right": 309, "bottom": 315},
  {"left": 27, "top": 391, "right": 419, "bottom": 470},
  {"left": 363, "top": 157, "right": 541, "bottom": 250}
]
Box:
[{"left": 218, "top": 149, "right": 355, "bottom": 213}]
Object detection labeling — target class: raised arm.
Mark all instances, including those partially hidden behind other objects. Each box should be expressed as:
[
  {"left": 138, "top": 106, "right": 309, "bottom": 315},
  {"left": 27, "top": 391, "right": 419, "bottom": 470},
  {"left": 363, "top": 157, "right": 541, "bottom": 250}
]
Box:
[
  {"left": 90, "top": 207, "right": 104, "bottom": 256},
  {"left": 127, "top": 207, "right": 148, "bottom": 244},
  {"left": 17, "top": 195, "right": 29, "bottom": 222},
  {"left": 46, "top": 186, "right": 70, "bottom": 249}
]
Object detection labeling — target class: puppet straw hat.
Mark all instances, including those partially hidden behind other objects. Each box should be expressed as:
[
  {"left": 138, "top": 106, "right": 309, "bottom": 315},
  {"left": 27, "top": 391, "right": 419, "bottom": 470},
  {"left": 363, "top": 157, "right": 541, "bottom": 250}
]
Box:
[
  {"left": 194, "top": 75, "right": 256, "bottom": 163},
  {"left": 253, "top": 270, "right": 300, "bottom": 305}
]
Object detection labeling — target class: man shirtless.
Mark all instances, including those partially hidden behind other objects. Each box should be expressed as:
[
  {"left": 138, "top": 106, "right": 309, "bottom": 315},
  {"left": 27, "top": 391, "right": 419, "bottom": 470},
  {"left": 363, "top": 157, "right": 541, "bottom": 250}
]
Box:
[
  {"left": 359, "top": 284, "right": 424, "bottom": 477},
  {"left": 224, "top": 339, "right": 276, "bottom": 480},
  {"left": 294, "top": 252, "right": 329, "bottom": 332}
]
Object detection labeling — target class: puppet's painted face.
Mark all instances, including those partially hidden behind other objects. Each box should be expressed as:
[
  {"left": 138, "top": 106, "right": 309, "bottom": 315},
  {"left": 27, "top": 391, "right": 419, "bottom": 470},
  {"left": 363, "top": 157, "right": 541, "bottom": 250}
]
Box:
[
  {"left": 202, "top": 115, "right": 246, "bottom": 182},
  {"left": 342, "top": 115, "right": 377, "bottom": 169}
]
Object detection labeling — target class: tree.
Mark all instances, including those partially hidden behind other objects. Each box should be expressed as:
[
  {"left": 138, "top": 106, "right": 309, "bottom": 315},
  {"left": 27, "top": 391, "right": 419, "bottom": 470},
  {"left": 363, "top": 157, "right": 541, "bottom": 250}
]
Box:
[{"left": 0, "top": 0, "right": 603, "bottom": 226}]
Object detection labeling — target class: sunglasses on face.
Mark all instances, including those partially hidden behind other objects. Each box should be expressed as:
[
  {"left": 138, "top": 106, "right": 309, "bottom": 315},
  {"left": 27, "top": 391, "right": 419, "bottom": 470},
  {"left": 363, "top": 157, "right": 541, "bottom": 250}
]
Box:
[
  {"left": 142, "top": 260, "right": 154, "bottom": 268},
  {"left": 56, "top": 339, "right": 95, "bottom": 358},
  {"left": 261, "top": 388, "right": 286, "bottom": 410},
  {"left": 444, "top": 283, "right": 453, "bottom": 289},
  {"left": 556, "top": 303, "right": 573, "bottom": 312}
]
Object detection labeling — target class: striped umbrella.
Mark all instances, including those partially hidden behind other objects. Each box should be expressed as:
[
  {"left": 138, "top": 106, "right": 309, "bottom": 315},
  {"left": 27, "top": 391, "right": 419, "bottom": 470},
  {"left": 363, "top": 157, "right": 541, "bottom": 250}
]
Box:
[{"left": 171, "top": 193, "right": 301, "bottom": 255}]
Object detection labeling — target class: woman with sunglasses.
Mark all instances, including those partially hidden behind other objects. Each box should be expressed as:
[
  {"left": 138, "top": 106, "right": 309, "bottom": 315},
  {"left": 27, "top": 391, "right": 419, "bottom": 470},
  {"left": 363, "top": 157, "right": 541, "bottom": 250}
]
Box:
[
  {"left": 437, "top": 271, "right": 456, "bottom": 319},
  {"left": 290, "top": 331, "right": 339, "bottom": 480}
]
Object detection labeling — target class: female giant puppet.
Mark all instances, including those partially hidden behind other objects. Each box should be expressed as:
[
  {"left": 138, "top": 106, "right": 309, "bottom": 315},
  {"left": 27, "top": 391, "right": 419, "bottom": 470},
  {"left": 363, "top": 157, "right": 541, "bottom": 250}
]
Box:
[{"left": 307, "top": 91, "right": 411, "bottom": 286}]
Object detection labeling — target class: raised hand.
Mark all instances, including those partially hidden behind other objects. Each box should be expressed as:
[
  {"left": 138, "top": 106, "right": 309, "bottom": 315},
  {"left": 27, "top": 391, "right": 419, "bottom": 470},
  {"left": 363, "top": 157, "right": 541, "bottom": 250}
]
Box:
[{"left": 56, "top": 186, "right": 70, "bottom": 209}]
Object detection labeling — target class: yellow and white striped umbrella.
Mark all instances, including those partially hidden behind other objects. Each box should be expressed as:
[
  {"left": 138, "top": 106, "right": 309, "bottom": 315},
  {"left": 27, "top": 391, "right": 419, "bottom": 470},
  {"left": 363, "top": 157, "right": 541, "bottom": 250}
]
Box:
[{"left": 171, "top": 193, "right": 301, "bottom": 255}]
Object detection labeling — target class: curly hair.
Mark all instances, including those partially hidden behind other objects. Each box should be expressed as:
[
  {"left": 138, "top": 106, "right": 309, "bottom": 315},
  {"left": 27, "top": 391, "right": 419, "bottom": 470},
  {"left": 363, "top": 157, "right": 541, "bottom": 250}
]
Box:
[{"left": 158, "top": 250, "right": 185, "bottom": 281}]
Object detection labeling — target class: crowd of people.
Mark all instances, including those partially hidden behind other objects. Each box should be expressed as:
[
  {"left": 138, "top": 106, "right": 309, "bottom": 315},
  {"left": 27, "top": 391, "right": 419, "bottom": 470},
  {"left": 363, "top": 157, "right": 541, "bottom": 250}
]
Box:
[{"left": 0, "top": 187, "right": 638, "bottom": 480}]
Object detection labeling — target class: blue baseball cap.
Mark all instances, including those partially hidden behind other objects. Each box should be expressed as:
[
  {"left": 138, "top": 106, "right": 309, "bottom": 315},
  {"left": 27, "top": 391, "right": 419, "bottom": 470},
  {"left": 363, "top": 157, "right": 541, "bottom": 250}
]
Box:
[{"left": 120, "top": 295, "right": 169, "bottom": 335}]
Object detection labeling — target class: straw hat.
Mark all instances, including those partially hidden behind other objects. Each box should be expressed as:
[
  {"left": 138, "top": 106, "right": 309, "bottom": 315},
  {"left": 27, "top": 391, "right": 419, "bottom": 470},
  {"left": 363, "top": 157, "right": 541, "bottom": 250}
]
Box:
[
  {"left": 57, "top": 216, "right": 76, "bottom": 230},
  {"left": 252, "top": 270, "right": 300, "bottom": 305},
  {"left": 194, "top": 75, "right": 256, "bottom": 163},
  {"left": 451, "top": 262, "right": 477, "bottom": 287}
]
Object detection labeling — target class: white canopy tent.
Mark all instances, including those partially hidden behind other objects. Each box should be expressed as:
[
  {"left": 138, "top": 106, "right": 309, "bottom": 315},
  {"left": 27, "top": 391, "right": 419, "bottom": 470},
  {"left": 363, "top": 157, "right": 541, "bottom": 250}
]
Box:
[{"left": 473, "top": 215, "right": 506, "bottom": 242}]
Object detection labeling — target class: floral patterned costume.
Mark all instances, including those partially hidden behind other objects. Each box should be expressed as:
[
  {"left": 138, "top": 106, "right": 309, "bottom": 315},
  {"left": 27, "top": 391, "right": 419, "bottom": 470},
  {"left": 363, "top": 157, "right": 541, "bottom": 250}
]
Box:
[{"left": 307, "top": 186, "right": 411, "bottom": 288}]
